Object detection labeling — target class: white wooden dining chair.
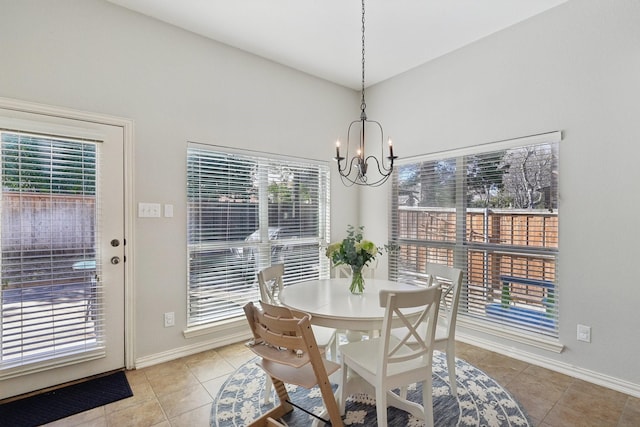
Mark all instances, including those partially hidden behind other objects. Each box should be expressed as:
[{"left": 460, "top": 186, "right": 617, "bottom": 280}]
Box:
[
  {"left": 395, "top": 262, "right": 463, "bottom": 396},
  {"left": 429, "top": 263, "right": 463, "bottom": 395},
  {"left": 339, "top": 285, "right": 442, "bottom": 427},
  {"left": 257, "top": 264, "right": 338, "bottom": 403}
]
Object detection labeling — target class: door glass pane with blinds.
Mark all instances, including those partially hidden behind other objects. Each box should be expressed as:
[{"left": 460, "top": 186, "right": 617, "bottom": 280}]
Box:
[
  {"left": 187, "top": 146, "right": 330, "bottom": 326},
  {"left": 390, "top": 133, "right": 560, "bottom": 337},
  {"left": 1, "top": 131, "right": 102, "bottom": 371}
]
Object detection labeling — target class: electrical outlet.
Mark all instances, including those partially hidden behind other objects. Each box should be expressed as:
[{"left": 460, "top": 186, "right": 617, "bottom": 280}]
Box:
[
  {"left": 577, "top": 324, "right": 591, "bottom": 342},
  {"left": 164, "top": 312, "right": 175, "bottom": 327}
]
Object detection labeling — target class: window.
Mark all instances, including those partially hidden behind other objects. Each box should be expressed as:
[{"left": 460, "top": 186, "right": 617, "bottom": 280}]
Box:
[
  {"left": 390, "top": 132, "right": 560, "bottom": 338},
  {"left": 187, "top": 145, "right": 330, "bottom": 327},
  {"left": 1, "top": 130, "right": 101, "bottom": 370}
]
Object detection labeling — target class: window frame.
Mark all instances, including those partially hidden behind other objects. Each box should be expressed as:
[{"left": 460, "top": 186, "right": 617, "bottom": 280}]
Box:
[
  {"left": 0, "top": 128, "right": 104, "bottom": 374},
  {"left": 389, "top": 131, "right": 561, "bottom": 343},
  {"left": 186, "top": 144, "right": 330, "bottom": 328}
]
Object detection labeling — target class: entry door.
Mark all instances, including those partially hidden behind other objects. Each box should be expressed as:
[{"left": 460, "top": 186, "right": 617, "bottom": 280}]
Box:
[{"left": 0, "top": 107, "right": 125, "bottom": 399}]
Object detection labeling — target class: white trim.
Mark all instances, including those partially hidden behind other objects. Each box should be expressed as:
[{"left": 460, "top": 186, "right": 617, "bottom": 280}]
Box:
[
  {"left": 0, "top": 96, "right": 136, "bottom": 370},
  {"left": 183, "top": 317, "right": 248, "bottom": 339},
  {"left": 398, "top": 130, "right": 562, "bottom": 164},
  {"left": 187, "top": 140, "right": 330, "bottom": 167},
  {"left": 0, "top": 116, "right": 108, "bottom": 141},
  {"left": 0, "top": 349, "right": 105, "bottom": 381},
  {"left": 122, "top": 115, "right": 136, "bottom": 370},
  {"left": 0, "top": 97, "right": 132, "bottom": 128},
  {"left": 136, "top": 330, "right": 252, "bottom": 369},
  {"left": 457, "top": 331, "right": 640, "bottom": 399},
  {"left": 457, "top": 317, "right": 564, "bottom": 353}
]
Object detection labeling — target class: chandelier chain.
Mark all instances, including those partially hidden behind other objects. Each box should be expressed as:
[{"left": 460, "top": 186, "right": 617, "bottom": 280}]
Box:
[
  {"left": 334, "top": 0, "right": 395, "bottom": 187},
  {"left": 361, "top": 0, "right": 366, "bottom": 112}
]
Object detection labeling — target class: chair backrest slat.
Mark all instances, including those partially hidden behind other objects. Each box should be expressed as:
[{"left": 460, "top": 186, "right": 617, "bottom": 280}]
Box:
[
  {"left": 426, "top": 263, "right": 463, "bottom": 338},
  {"left": 335, "top": 262, "right": 376, "bottom": 279},
  {"left": 258, "top": 264, "right": 285, "bottom": 304},
  {"left": 378, "top": 286, "right": 442, "bottom": 372}
]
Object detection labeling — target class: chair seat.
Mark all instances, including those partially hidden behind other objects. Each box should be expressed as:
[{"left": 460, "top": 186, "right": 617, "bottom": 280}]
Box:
[
  {"left": 340, "top": 336, "right": 430, "bottom": 380},
  {"left": 311, "top": 325, "right": 337, "bottom": 347},
  {"left": 259, "top": 357, "right": 340, "bottom": 389}
]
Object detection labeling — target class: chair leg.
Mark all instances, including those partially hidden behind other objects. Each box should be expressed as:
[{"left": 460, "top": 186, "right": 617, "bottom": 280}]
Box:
[
  {"left": 422, "top": 376, "right": 434, "bottom": 427},
  {"left": 263, "top": 374, "right": 273, "bottom": 404},
  {"left": 446, "top": 346, "right": 457, "bottom": 396},
  {"left": 249, "top": 378, "right": 293, "bottom": 426},
  {"left": 339, "top": 365, "right": 348, "bottom": 415},
  {"left": 317, "top": 368, "right": 343, "bottom": 426},
  {"left": 399, "top": 385, "right": 408, "bottom": 400},
  {"left": 375, "top": 385, "right": 388, "bottom": 427},
  {"left": 327, "top": 331, "right": 337, "bottom": 361}
]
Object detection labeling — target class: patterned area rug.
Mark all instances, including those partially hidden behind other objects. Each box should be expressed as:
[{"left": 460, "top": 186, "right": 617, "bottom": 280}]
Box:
[{"left": 211, "top": 350, "right": 531, "bottom": 426}]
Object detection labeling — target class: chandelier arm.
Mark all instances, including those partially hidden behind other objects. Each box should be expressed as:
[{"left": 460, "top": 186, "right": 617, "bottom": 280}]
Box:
[
  {"left": 343, "top": 166, "right": 392, "bottom": 187},
  {"left": 335, "top": 119, "right": 360, "bottom": 166},
  {"left": 367, "top": 119, "right": 395, "bottom": 172},
  {"left": 337, "top": 161, "right": 392, "bottom": 186},
  {"left": 337, "top": 155, "right": 362, "bottom": 178},
  {"left": 364, "top": 155, "right": 393, "bottom": 175},
  {"left": 338, "top": 173, "right": 360, "bottom": 187},
  {"left": 335, "top": 119, "right": 364, "bottom": 172}
]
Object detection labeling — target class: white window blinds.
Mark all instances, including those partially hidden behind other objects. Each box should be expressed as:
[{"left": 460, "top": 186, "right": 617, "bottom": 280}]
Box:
[
  {"left": 1, "top": 131, "right": 102, "bottom": 372},
  {"left": 390, "top": 132, "right": 560, "bottom": 337},
  {"left": 187, "top": 145, "right": 330, "bottom": 327}
]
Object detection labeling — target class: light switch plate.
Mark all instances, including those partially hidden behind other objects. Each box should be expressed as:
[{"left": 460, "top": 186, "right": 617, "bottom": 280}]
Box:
[{"left": 138, "top": 202, "right": 161, "bottom": 218}]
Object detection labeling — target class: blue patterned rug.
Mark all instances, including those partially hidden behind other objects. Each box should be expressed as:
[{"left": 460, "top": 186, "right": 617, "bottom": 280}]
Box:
[{"left": 211, "top": 350, "right": 531, "bottom": 426}]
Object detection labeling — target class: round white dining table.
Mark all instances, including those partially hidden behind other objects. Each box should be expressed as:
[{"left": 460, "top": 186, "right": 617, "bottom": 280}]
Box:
[{"left": 279, "top": 278, "right": 420, "bottom": 331}]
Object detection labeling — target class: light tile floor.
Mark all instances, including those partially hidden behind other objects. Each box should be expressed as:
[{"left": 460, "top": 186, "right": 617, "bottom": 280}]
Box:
[{"left": 39, "top": 341, "right": 640, "bottom": 427}]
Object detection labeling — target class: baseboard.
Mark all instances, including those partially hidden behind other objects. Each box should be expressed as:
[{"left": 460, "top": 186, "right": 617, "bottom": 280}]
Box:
[
  {"left": 134, "top": 330, "right": 252, "bottom": 369},
  {"left": 456, "top": 331, "right": 640, "bottom": 399},
  {"left": 132, "top": 326, "right": 640, "bottom": 399}
]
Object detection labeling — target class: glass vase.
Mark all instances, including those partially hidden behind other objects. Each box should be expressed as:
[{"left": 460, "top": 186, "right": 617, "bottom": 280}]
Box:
[{"left": 349, "top": 265, "right": 365, "bottom": 294}]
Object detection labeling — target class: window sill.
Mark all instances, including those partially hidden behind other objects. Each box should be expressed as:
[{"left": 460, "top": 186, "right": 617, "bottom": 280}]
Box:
[
  {"left": 457, "top": 316, "right": 564, "bottom": 353},
  {"left": 183, "top": 316, "right": 247, "bottom": 339}
]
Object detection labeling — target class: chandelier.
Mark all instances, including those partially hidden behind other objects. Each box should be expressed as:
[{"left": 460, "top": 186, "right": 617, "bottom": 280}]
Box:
[{"left": 334, "top": 0, "right": 396, "bottom": 187}]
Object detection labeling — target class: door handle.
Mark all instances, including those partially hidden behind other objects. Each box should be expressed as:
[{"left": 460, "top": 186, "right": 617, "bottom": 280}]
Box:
[{"left": 110, "top": 256, "right": 120, "bottom": 265}]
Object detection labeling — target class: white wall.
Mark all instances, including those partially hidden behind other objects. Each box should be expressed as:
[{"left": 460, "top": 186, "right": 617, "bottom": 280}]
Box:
[
  {"left": 364, "top": 0, "right": 640, "bottom": 393},
  {"left": 3, "top": 0, "right": 639, "bottom": 397},
  {"left": 0, "top": 0, "right": 359, "bottom": 361}
]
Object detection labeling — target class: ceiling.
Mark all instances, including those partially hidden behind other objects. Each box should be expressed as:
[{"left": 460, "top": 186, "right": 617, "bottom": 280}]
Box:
[{"left": 106, "top": 0, "right": 568, "bottom": 90}]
